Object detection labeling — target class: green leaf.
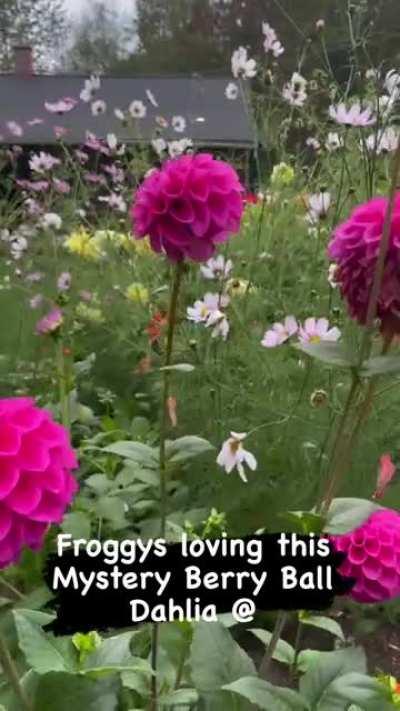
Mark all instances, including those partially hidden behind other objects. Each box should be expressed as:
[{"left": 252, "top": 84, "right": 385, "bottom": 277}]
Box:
[
  {"left": 159, "top": 688, "right": 199, "bottom": 706},
  {"left": 190, "top": 621, "right": 256, "bottom": 693},
  {"left": 299, "top": 614, "right": 345, "bottom": 642},
  {"left": 294, "top": 341, "right": 354, "bottom": 368},
  {"left": 159, "top": 363, "right": 195, "bottom": 372},
  {"left": 166, "top": 436, "right": 215, "bottom": 465},
  {"left": 223, "top": 677, "right": 310, "bottom": 710},
  {"left": 324, "top": 498, "right": 382, "bottom": 534},
  {"left": 103, "top": 441, "right": 158, "bottom": 467},
  {"left": 33, "top": 673, "right": 119, "bottom": 711},
  {"left": 13, "top": 610, "right": 71, "bottom": 674},
  {"left": 85, "top": 474, "right": 112, "bottom": 495},
  {"left": 15, "top": 608, "right": 56, "bottom": 627},
  {"left": 281, "top": 511, "right": 325, "bottom": 535},
  {"left": 95, "top": 497, "right": 127, "bottom": 527},
  {"left": 299, "top": 647, "right": 367, "bottom": 709},
  {"left": 83, "top": 632, "right": 135, "bottom": 672},
  {"left": 361, "top": 354, "right": 400, "bottom": 377},
  {"left": 61, "top": 512, "right": 92, "bottom": 539},
  {"left": 116, "top": 465, "right": 159, "bottom": 488},
  {"left": 328, "top": 672, "right": 393, "bottom": 709},
  {"left": 250, "top": 629, "right": 295, "bottom": 666}
]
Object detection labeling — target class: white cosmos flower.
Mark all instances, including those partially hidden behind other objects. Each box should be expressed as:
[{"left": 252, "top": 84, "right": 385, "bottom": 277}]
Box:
[
  {"left": 307, "top": 191, "right": 331, "bottom": 223},
  {"left": 129, "top": 100, "right": 147, "bottom": 119},
  {"left": 200, "top": 255, "right": 233, "bottom": 280},
  {"left": 282, "top": 72, "right": 307, "bottom": 107},
  {"left": 217, "top": 432, "right": 257, "bottom": 483},
  {"left": 114, "top": 108, "right": 125, "bottom": 121},
  {"left": 325, "top": 132, "right": 344, "bottom": 152},
  {"left": 42, "top": 212, "right": 62, "bottom": 230},
  {"left": 172, "top": 115, "right": 186, "bottom": 133},
  {"left": 306, "top": 137, "right": 320, "bottom": 151},
  {"left": 152, "top": 138, "right": 167, "bottom": 156},
  {"left": 187, "top": 293, "right": 229, "bottom": 323},
  {"left": 225, "top": 82, "right": 239, "bottom": 100},
  {"left": 364, "top": 127, "right": 399, "bottom": 154},
  {"left": 107, "top": 133, "right": 118, "bottom": 150},
  {"left": 10, "top": 236, "right": 28, "bottom": 260},
  {"left": 231, "top": 46, "right": 257, "bottom": 79},
  {"left": 328, "top": 263, "right": 339, "bottom": 288},
  {"left": 206, "top": 309, "right": 230, "bottom": 340},
  {"left": 91, "top": 99, "right": 106, "bottom": 116},
  {"left": 146, "top": 89, "right": 158, "bottom": 107},
  {"left": 262, "top": 21, "right": 284, "bottom": 57},
  {"left": 385, "top": 70, "right": 400, "bottom": 97},
  {"left": 168, "top": 138, "right": 193, "bottom": 157}
]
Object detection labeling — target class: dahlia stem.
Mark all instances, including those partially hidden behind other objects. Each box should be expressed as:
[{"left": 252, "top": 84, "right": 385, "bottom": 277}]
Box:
[
  {"left": 258, "top": 610, "right": 287, "bottom": 677},
  {"left": 150, "top": 260, "right": 184, "bottom": 711},
  {"left": 56, "top": 338, "right": 70, "bottom": 430},
  {"left": 159, "top": 260, "right": 185, "bottom": 538},
  {"left": 0, "top": 633, "right": 32, "bottom": 711},
  {"left": 358, "top": 139, "right": 400, "bottom": 365}
]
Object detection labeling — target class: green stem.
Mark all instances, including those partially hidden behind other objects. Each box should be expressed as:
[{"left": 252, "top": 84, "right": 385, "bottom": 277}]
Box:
[
  {"left": 56, "top": 338, "right": 70, "bottom": 430},
  {"left": 150, "top": 260, "right": 184, "bottom": 711},
  {"left": 0, "top": 634, "right": 32, "bottom": 711},
  {"left": 259, "top": 611, "right": 288, "bottom": 676},
  {"left": 291, "top": 616, "right": 303, "bottom": 679}
]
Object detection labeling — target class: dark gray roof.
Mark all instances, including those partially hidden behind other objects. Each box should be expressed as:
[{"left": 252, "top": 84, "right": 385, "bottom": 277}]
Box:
[{"left": 0, "top": 74, "right": 254, "bottom": 148}]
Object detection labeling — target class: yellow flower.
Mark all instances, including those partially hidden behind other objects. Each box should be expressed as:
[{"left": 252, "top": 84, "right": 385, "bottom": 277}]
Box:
[
  {"left": 271, "top": 162, "right": 295, "bottom": 188},
  {"left": 132, "top": 236, "right": 152, "bottom": 255},
  {"left": 125, "top": 282, "right": 149, "bottom": 305},
  {"left": 225, "top": 278, "right": 255, "bottom": 297},
  {"left": 65, "top": 227, "right": 104, "bottom": 260},
  {"left": 76, "top": 303, "right": 105, "bottom": 323}
]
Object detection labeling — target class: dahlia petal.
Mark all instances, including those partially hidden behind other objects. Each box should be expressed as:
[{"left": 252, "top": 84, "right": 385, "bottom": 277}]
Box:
[
  {"left": 6, "top": 476, "right": 42, "bottom": 515},
  {"left": 11, "top": 406, "right": 45, "bottom": 432},
  {"left": 0, "top": 507, "right": 12, "bottom": 540},
  {"left": 0, "top": 460, "right": 20, "bottom": 499},
  {"left": 0, "top": 423, "right": 21, "bottom": 456},
  {"left": 18, "top": 435, "right": 50, "bottom": 472}
]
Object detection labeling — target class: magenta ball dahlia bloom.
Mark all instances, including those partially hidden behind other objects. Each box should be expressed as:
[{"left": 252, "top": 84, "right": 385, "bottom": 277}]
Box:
[
  {"left": 131, "top": 153, "right": 244, "bottom": 262},
  {"left": 0, "top": 397, "right": 78, "bottom": 568},
  {"left": 328, "top": 193, "right": 400, "bottom": 335},
  {"left": 330, "top": 509, "right": 400, "bottom": 603}
]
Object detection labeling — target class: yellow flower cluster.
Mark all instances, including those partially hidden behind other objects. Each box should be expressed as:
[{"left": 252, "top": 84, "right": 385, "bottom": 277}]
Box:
[
  {"left": 125, "top": 282, "right": 149, "bottom": 304},
  {"left": 64, "top": 228, "right": 104, "bottom": 261},
  {"left": 65, "top": 226, "right": 152, "bottom": 259}
]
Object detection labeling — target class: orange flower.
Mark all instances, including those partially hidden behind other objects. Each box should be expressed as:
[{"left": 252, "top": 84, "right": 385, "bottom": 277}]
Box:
[{"left": 146, "top": 311, "right": 168, "bottom": 344}]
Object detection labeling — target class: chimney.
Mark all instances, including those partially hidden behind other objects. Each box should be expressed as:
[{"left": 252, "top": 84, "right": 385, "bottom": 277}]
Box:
[{"left": 14, "top": 46, "right": 34, "bottom": 77}]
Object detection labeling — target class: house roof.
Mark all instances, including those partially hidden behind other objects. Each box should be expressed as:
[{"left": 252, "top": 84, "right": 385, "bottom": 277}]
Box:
[{"left": 0, "top": 74, "right": 255, "bottom": 149}]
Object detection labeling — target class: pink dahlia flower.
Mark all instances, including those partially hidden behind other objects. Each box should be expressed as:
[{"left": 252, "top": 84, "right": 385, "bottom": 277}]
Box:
[
  {"left": 328, "top": 194, "right": 400, "bottom": 335},
  {"left": 131, "top": 153, "right": 244, "bottom": 262},
  {"left": 330, "top": 509, "right": 400, "bottom": 603},
  {"left": 0, "top": 398, "right": 78, "bottom": 567}
]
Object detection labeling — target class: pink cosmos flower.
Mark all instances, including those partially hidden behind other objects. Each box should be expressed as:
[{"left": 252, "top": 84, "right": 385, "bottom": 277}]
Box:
[
  {"left": 29, "top": 152, "right": 60, "bottom": 173},
  {"left": 330, "top": 509, "right": 400, "bottom": 603},
  {"left": 298, "top": 317, "right": 341, "bottom": 344},
  {"left": 328, "top": 194, "right": 400, "bottom": 335},
  {"left": 217, "top": 432, "right": 257, "bottom": 483},
  {"left": 44, "top": 97, "right": 77, "bottom": 114},
  {"left": 329, "top": 102, "right": 376, "bottom": 127},
  {"left": 54, "top": 126, "right": 70, "bottom": 139},
  {"left": 53, "top": 178, "right": 71, "bottom": 194},
  {"left": 36, "top": 308, "right": 63, "bottom": 335},
  {"left": 132, "top": 153, "right": 244, "bottom": 262},
  {"left": 0, "top": 397, "right": 78, "bottom": 568},
  {"left": 261, "top": 315, "right": 298, "bottom": 347}
]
